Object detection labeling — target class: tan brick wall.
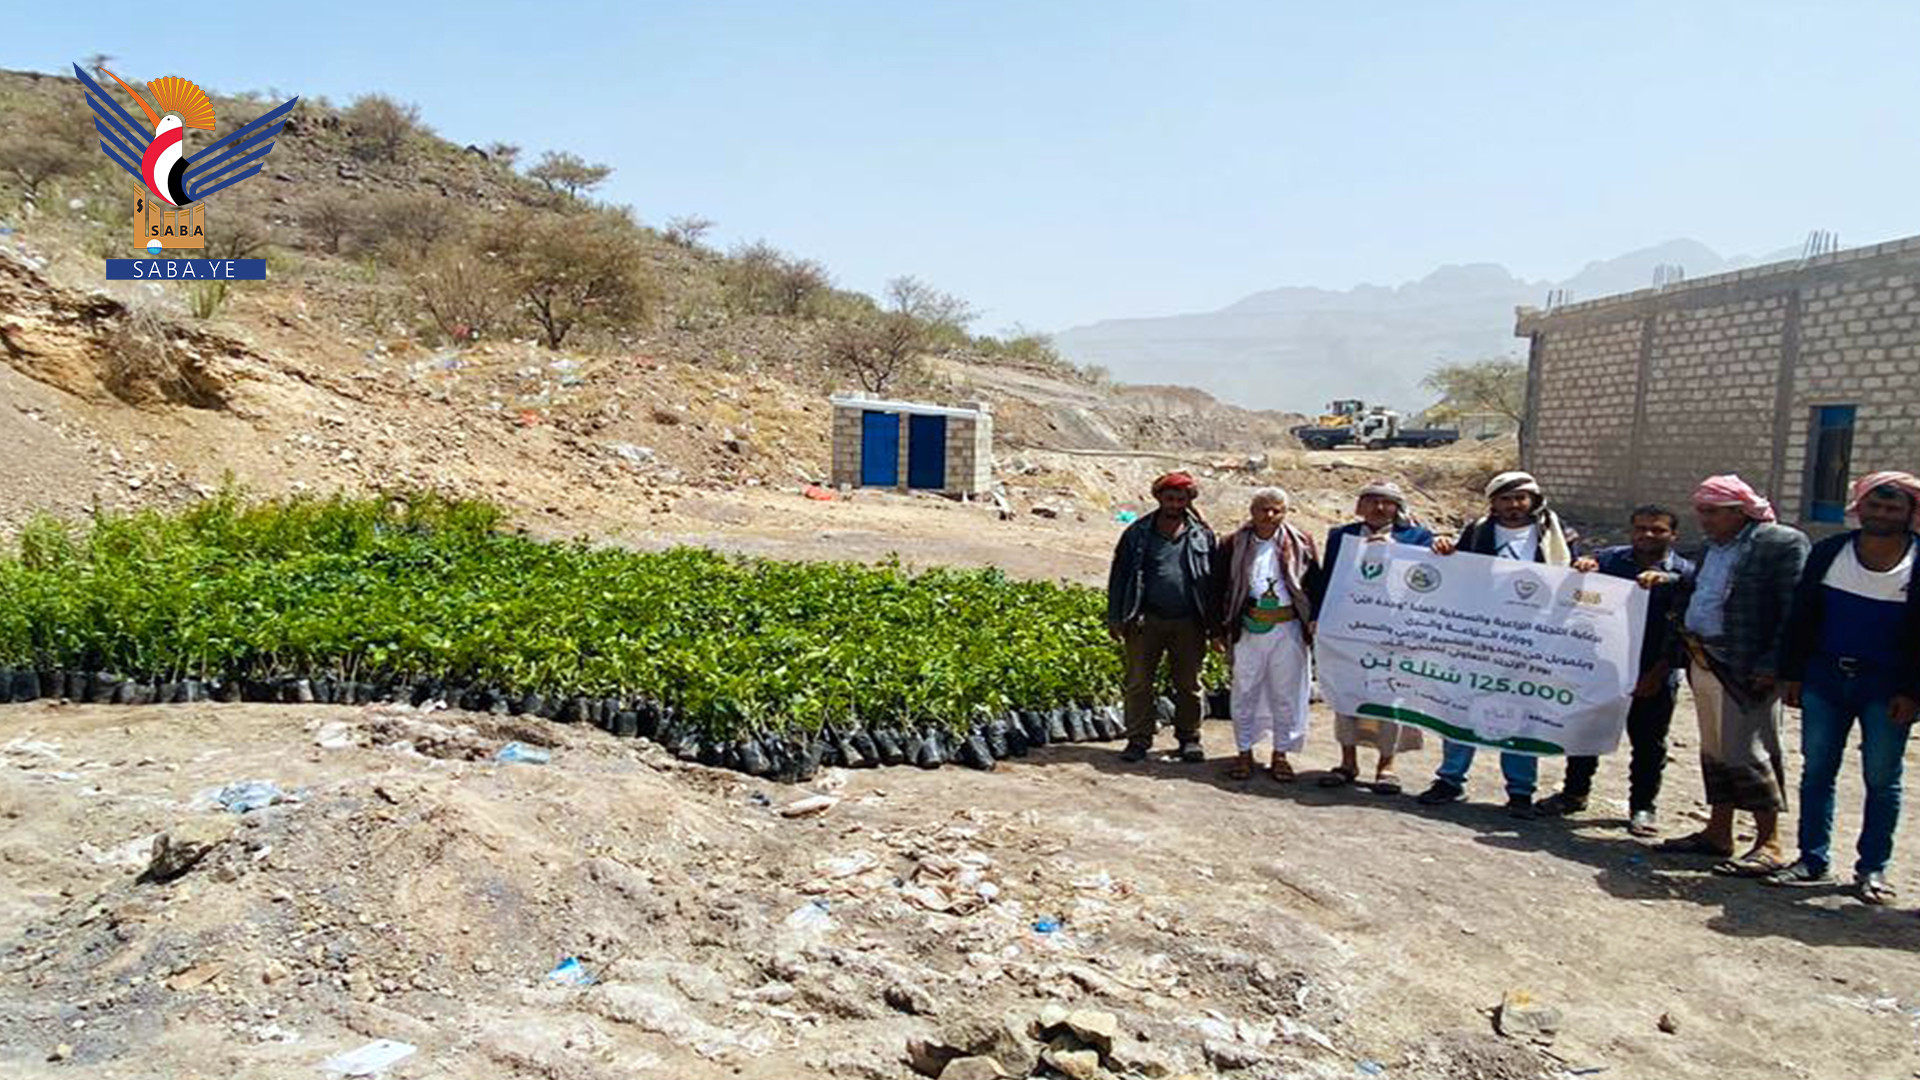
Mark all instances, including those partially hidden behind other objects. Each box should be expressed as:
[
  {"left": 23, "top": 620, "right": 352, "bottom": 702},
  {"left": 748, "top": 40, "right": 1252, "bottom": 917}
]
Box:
[
  {"left": 1782, "top": 271, "right": 1920, "bottom": 514},
  {"left": 829, "top": 405, "right": 866, "bottom": 488},
  {"left": 1517, "top": 237, "right": 1920, "bottom": 532},
  {"left": 1637, "top": 295, "right": 1788, "bottom": 509},
  {"left": 939, "top": 412, "right": 994, "bottom": 494},
  {"left": 1528, "top": 317, "right": 1642, "bottom": 512}
]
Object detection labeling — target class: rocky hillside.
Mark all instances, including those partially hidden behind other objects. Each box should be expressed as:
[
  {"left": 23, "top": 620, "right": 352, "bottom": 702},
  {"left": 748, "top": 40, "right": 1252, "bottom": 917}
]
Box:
[{"left": 0, "top": 66, "right": 1303, "bottom": 541}]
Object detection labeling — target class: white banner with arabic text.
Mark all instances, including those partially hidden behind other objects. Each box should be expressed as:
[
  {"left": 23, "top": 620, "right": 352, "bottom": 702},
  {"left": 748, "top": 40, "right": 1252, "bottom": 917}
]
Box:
[{"left": 1313, "top": 537, "right": 1647, "bottom": 756}]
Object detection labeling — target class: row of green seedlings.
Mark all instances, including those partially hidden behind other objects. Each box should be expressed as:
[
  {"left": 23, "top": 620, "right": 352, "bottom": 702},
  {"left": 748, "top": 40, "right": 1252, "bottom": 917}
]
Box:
[{"left": 0, "top": 666, "right": 1182, "bottom": 781}]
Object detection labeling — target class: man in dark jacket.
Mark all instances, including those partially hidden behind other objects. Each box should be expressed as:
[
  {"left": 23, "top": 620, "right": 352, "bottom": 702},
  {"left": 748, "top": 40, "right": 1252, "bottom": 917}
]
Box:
[
  {"left": 1418, "top": 471, "right": 1574, "bottom": 816},
  {"left": 1658, "top": 475, "right": 1809, "bottom": 877},
  {"left": 1311, "top": 480, "right": 1435, "bottom": 793},
  {"left": 1536, "top": 505, "right": 1695, "bottom": 834},
  {"left": 1107, "top": 471, "right": 1218, "bottom": 763},
  {"left": 1766, "top": 472, "right": 1920, "bottom": 904}
]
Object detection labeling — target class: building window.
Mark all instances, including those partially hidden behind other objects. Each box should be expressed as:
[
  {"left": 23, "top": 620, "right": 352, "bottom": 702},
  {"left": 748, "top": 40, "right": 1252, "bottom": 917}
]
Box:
[{"left": 1808, "top": 404, "right": 1856, "bottom": 523}]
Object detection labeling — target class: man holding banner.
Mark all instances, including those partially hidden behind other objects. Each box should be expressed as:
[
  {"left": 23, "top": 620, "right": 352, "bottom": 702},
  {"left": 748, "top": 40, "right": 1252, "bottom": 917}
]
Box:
[
  {"left": 1535, "top": 506, "right": 1695, "bottom": 834},
  {"left": 1416, "top": 472, "right": 1579, "bottom": 817},
  {"left": 1312, "top": 470, "right": 1645, "bottom": 821}
]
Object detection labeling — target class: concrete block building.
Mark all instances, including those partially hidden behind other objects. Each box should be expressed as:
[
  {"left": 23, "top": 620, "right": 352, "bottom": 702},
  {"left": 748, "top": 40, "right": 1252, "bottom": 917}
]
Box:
[
  {"left": 829, "top": 394, "right": 992, "bottom": 496},
  {"left": 1516, "top": 234, "right": 1920, "bottom": 535}
]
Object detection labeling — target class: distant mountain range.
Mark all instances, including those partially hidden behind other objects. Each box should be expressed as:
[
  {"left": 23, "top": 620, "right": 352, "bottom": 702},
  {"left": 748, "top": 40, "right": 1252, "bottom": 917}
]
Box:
[{"left": 1053, "top": 239, "right": 1803, "bottom": 415}]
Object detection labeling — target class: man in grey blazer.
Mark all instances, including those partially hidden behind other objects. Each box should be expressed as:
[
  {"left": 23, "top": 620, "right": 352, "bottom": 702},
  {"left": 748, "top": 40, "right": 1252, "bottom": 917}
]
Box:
[{"left": 1659, "top": 475, "right": 1810, "bottom": 877}]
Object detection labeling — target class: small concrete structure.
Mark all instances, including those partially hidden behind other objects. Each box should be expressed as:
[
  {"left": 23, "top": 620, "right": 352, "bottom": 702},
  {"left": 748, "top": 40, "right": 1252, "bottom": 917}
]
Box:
[{"left": 829, "top": 393, "right": 992, "bottom": 495}]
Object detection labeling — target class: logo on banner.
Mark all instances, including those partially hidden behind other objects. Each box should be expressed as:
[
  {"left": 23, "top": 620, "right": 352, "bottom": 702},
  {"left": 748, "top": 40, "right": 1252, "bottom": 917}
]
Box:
[
  {"left": 1512, "top": 577, "right": 1542, "bottom": 601},
  {"left": 1359, "top": 558, "right": 1385, "bottom": 581},
  {"left": 1404, "top": 565, "right": 1442, "bottom": 593},
  {"left": 75, "top": 62, "right": 297, "bottom": 278}
]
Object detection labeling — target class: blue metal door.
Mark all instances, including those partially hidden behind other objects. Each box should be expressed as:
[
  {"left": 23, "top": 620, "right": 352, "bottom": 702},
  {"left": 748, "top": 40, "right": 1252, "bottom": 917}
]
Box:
[
  {"left": 907, "top": 414, "right": 947, "bottom": 490},
  {"left": 1808, "top": 404, "right": 1857, "bottom": 523},
  {"left": 860, "top": 411, "right": 899, "bottom": 486}
]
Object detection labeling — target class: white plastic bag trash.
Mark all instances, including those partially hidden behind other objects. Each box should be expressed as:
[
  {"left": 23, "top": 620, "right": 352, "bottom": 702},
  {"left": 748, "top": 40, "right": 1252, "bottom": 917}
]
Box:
[{"left": 318, "top": 1039, "right": 416, "bottom": 1076}]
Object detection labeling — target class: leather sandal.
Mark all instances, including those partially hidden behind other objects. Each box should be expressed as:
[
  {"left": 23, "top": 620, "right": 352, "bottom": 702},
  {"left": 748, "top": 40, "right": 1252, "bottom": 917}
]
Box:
[
  {"left": 1711, "top": 853, "right": 1791, "bottom": 878},
  {"left": 1317, "top": 766, "right": 1359, "bottom": 788},
  {"left": 1654, "top": 833, "right": 1735, "bottom": 858}
]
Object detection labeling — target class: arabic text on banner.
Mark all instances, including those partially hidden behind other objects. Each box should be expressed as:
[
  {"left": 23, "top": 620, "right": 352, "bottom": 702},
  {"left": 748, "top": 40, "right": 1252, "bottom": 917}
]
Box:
[{"left": 1313, "top": 537, "right": 1648, "bottom": 756}]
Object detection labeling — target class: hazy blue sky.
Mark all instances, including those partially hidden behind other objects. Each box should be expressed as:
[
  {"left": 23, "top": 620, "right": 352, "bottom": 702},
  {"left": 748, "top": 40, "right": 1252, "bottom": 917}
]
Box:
[{"left": 11, "top": 2, "right": 1919, "bottom": 333}]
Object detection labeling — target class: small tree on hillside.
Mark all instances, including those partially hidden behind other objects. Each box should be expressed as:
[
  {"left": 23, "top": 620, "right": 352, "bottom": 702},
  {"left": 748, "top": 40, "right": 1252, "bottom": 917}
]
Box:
[
  {"left": 485, "top": 141, "right": 521, "bottom": 167},
  {"left": 775, "top": 257, "right": 832, "bottom": 316},
  {"left": 1421, "top": 356, "right": 1528, "bottom": 426},
  {"left": 204, "top": 189, "right": 277, "bottom": 261},
  {"left": 0, "top": 94, "right": 94, "bottom": 209},
  {"left": 301, "top": 190, "right": 359, "bottom": 254},
  {"left": 825, "top": 276, "right": 976, "bottom": 395},
  {"left": 344, "top": 95, "right": 425, "bottom": 163},
  {"left": 0, "top": 137, "right": 87, "bottom": 207},
  {"left": 663, "top": 214, "right": 714, "bottom": 249},
  {"left": 982, "top": 326, "right": 1064, "bottom": 369},
  {"left": 527, "top": 150, "right": 612, "bottom": 198},
  {"left": 362, "top": 191, "right": 465, "bottom": 261},
  {"left": 411, "top": 246, "right": 515, "bottom": 343},
  {"left": 723, "top": 240, "right": 832, "bottom": 317},
  {"left": 482, "top": 208, "right": 655, "bottom": 349}
]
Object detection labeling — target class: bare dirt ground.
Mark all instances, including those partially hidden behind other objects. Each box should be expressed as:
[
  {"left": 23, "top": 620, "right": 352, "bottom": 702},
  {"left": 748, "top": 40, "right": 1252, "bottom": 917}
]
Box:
[
  {"left": 625, "top": 443, "right": 1507, "bottom": 589},
  {"left": 2, "top": 679, "right": 1916, "bottom": 1080}
]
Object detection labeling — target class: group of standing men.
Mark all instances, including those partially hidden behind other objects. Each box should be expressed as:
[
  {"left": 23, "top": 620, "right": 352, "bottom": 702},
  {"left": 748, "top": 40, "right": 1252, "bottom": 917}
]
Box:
[{"left": 1105, "top": 466, "right": 1920, "bottom": 906}]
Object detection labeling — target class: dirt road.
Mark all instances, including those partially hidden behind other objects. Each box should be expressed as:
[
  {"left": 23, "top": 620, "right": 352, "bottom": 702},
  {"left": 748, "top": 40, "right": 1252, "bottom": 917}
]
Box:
[{"left": 1, "top": 687, "right": 1914, "bottom": 1080}]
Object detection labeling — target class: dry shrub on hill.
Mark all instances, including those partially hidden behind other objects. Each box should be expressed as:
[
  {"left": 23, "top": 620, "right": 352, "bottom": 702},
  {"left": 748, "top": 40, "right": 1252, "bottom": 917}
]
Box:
[{"left": 476, "top": 207, "right": 659, "bottom": 349}]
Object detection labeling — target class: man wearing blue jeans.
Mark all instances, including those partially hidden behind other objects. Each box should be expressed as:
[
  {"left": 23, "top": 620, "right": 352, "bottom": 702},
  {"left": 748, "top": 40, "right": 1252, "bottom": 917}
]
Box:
[
  {"left": 1418, "top": 471, "right": 1576, "bottom": 817},
  {"left": 1769, "top": 472, "right": 1920, "bottom": 905}
]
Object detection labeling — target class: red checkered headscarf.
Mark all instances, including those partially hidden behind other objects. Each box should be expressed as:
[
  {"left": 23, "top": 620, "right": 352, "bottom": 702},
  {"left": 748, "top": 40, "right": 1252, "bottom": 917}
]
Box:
[
  {"left": 1849, "top": 470, "right": 1920, "bottom": 530},
  {"left": 1149, "top": 471, "right": 1206, "bottom": 527},
  {"left": 1691, "top": 474, "right": 1777, "bottom": 523},
  {"left": 1151, "top": 471, "right": 1198, "bottom": 496}
]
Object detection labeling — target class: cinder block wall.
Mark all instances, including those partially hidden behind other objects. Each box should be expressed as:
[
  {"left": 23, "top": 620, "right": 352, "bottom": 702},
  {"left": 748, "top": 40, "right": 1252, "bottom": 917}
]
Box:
[
  {"left": 829, "top": 403, "right": 866, "bottom": 488},
  {"left": 1517, "top": 236, "right": 1920, "bottom": 534},
  {"left": 944, "top": 401, "right": 993, "bottom": 494},
  {"left": 826, "top": 396, "right": 993, "bottom": 495}
]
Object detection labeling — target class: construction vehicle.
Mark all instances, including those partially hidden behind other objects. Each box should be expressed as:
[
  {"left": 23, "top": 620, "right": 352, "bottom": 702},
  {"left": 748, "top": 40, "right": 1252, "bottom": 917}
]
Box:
[
  {"left": 1305, "top": 399, "right": 1366, "bottom": 429},
  {"left": 1290, "top": 402, "right": 1459, "bottom": 451}
]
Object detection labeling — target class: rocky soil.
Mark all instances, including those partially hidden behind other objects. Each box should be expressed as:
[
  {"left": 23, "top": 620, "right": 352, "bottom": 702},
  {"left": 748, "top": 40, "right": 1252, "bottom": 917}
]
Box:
[{"left": 3, "top": 687, "right": 1917, "bottom": 1080}]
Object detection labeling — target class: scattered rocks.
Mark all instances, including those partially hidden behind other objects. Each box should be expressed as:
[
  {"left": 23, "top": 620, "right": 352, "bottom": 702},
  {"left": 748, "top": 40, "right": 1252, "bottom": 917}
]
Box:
[
  {"left": 1108, "top": 1040, "right": 1176, "bottom": 1078},
  {"left": 1494, "top": 988, "right": 1561, "bottom": 1045},
  {"left": 906, "top": 1037, "right": 957, "bottom": 1078},
  {"left": 140, "top": 815, "right": 238, "bottom": 883},
  {"left": 1030, "top": 1004, "right": 1071, "bottom": 1037},
  {"left": 1043, "top": 1046, "right": 1106, "bottom": 1080},
  {"left": 941, "top": 1056, "right": 1009, "bottom": 1080},
  {"left": 907, "top": 1011, "right": 1039, "bottom": 1079},
  {"left": 1202, "top": 1038, "right": 1264, "bottom": 1071},
  {"left": 165, "top": 961, "right": 226, "bottom": 991},
  {"left": 744, "top": 981, "right": 795, "bottom": 1005},
  {"left": 883, "top": 979, "right": 936, "bottom": 1016},
  {"left": 1065, "top": 1009, "right": 1119, "bottom": 1053},
  {"left": 1657, "top": 1011, "right": 1679, "bottom": 1035}
]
